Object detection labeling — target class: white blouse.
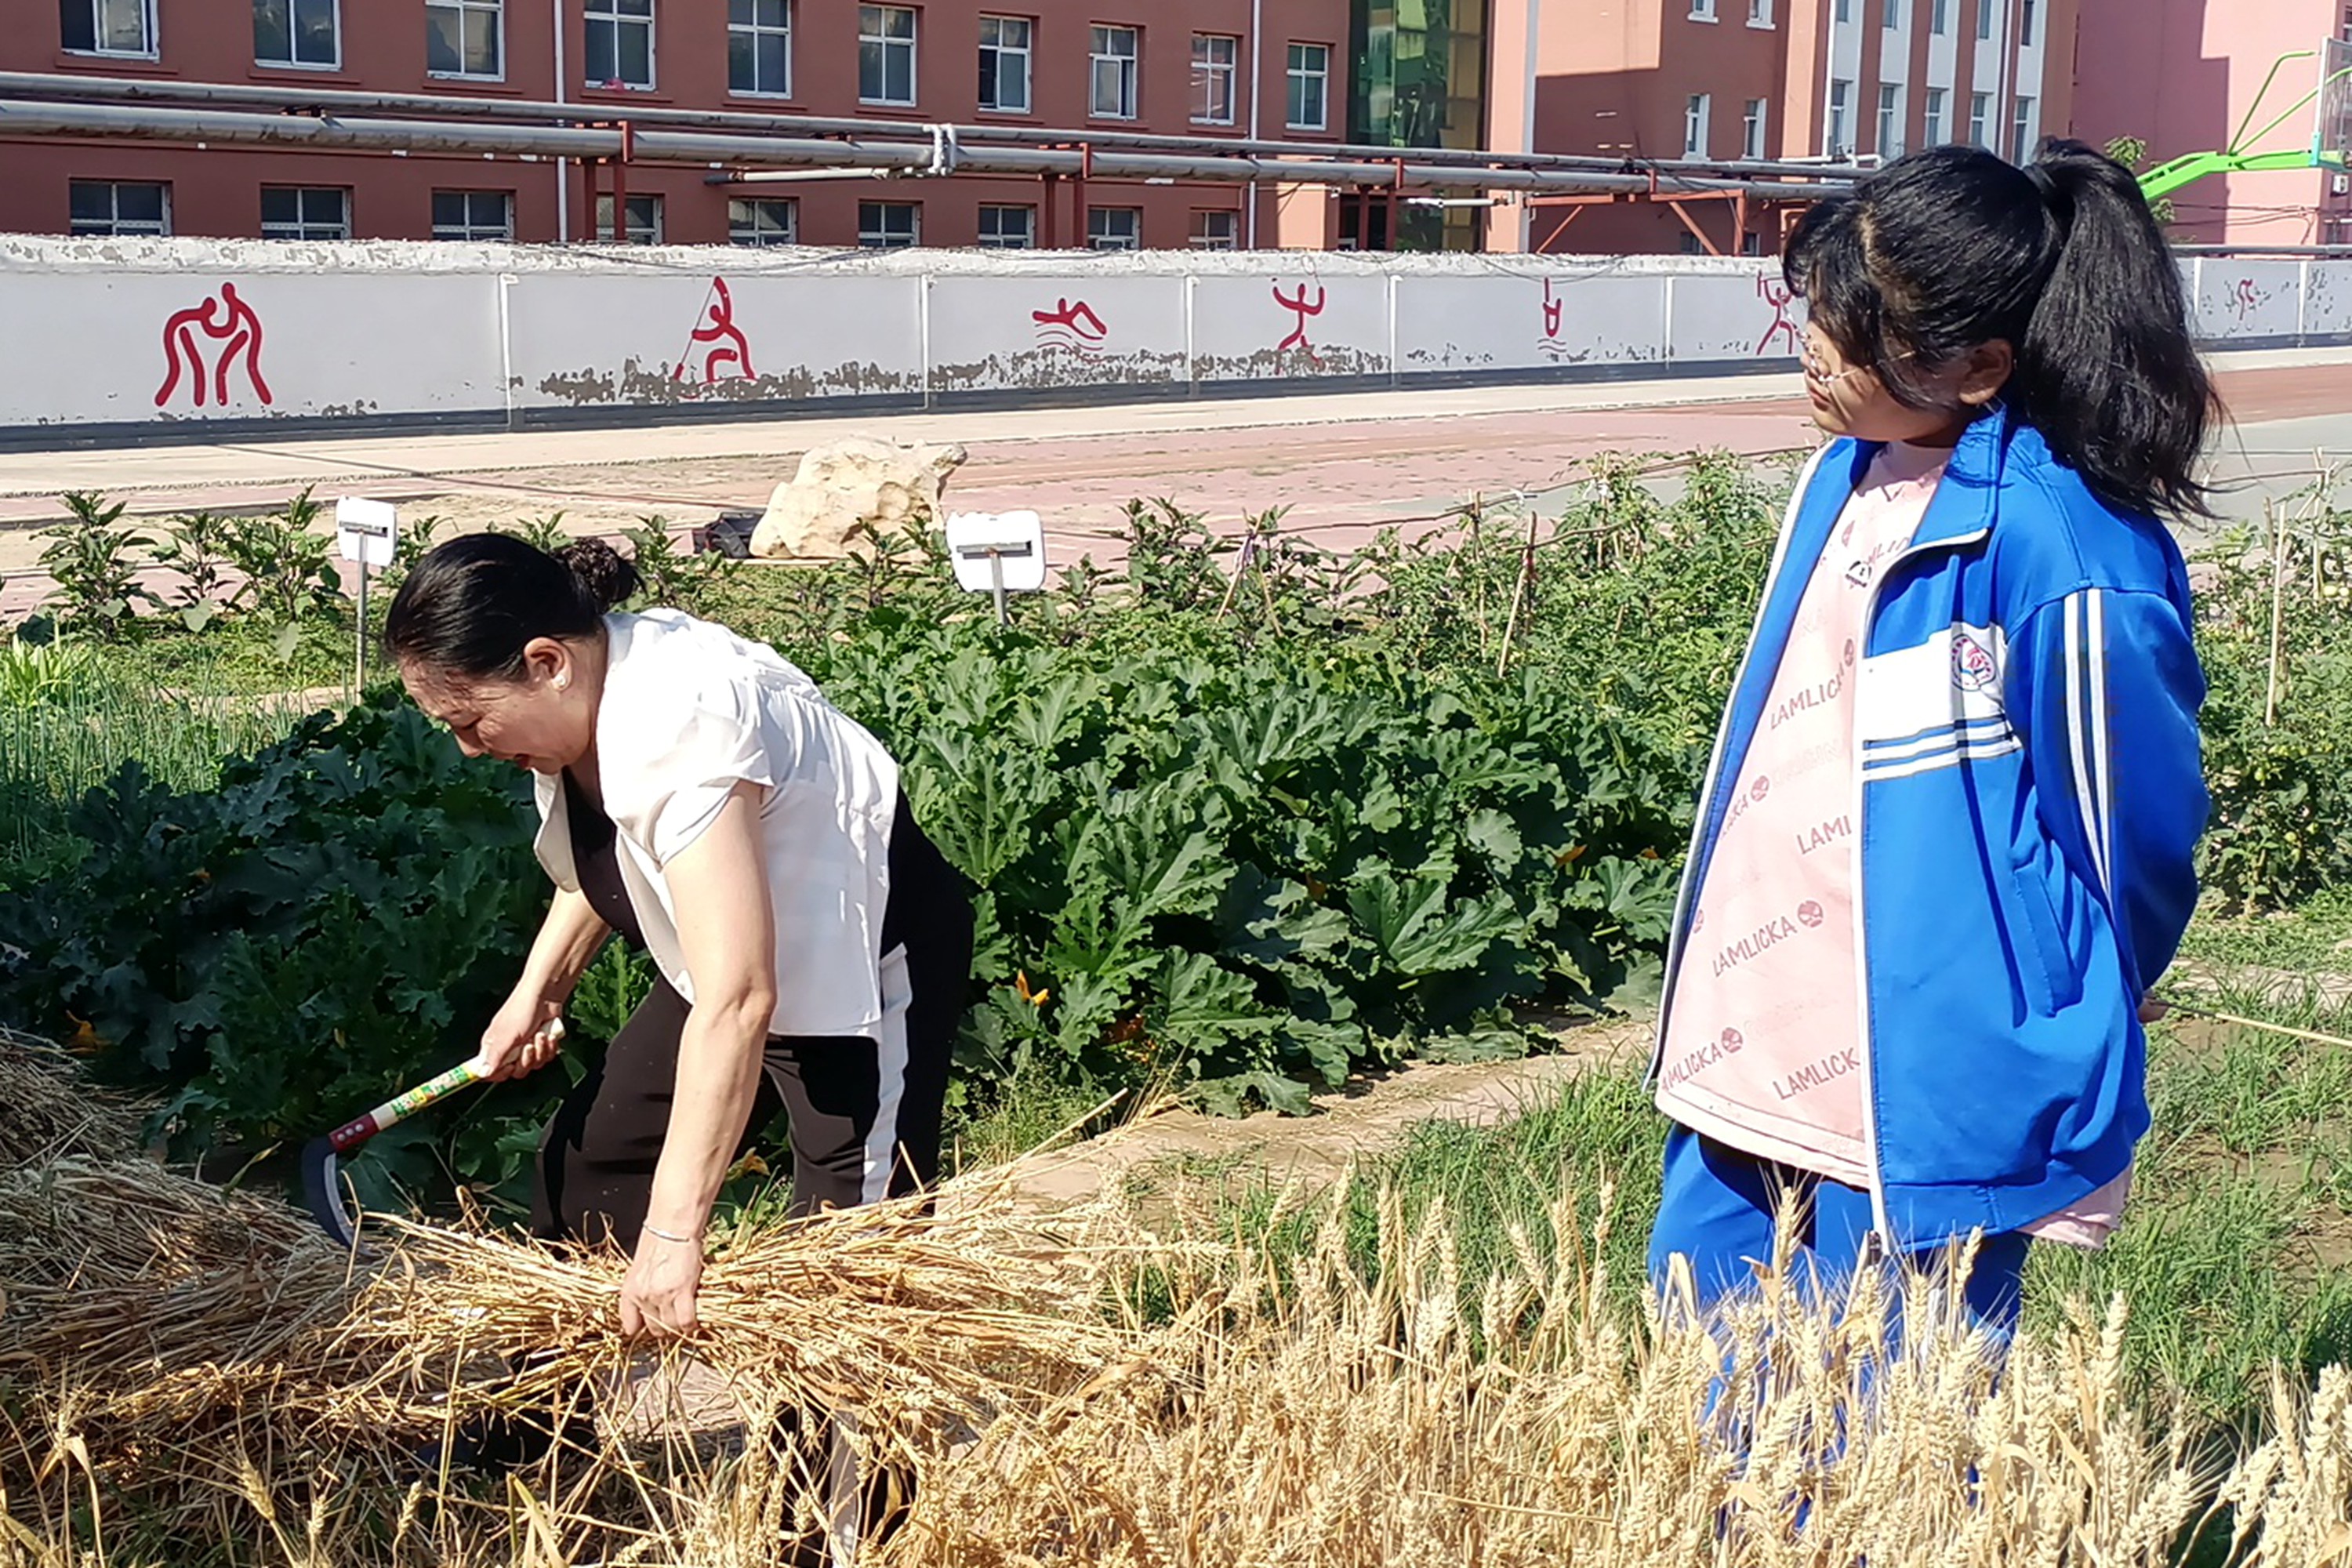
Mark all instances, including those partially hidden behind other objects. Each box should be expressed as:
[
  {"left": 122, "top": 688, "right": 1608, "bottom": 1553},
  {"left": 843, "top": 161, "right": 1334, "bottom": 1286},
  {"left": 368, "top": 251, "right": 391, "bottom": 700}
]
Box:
[{"left": 530, "top": 609, "right": 902, "bottom": 1040}]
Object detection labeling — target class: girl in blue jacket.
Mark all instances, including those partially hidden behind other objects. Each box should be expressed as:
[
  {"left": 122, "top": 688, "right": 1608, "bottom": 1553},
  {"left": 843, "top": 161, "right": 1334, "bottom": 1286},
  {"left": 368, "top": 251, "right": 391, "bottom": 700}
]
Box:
[{"left": 1646, "top": 140, "right": 2212, "bottom": 1334}]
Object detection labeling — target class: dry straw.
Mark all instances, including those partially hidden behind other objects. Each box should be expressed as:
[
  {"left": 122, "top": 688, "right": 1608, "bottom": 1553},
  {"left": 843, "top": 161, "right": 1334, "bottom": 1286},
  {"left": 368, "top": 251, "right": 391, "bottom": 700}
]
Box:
[{"left": 3, "top": 1051, "right": 2350, "bottom": 1563}]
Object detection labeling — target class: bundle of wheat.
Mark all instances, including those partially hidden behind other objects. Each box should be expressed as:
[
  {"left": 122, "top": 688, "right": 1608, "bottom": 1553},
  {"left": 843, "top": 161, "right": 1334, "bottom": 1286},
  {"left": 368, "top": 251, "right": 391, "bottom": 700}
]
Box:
[{"left": 0, "top": 1029, "right": 144, "bottom": 1167}]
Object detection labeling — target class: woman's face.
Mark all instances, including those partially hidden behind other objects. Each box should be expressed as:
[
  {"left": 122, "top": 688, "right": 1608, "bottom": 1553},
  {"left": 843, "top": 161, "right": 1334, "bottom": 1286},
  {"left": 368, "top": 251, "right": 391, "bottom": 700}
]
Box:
[
  {"left": 400, "top": 637, "right": 597, "bottom": 775},
  {"left": 1800, "top": 319, "right": 2012, "bottom": 445}
]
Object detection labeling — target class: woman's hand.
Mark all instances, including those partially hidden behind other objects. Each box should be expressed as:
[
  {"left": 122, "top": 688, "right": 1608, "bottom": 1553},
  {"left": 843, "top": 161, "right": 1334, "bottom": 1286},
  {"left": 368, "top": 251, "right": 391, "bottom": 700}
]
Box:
[
  {"left": 619, "top": 1229, "right": 704, "bottom": 1340},
  {"left": 481, "top": 989, "right": 566, "bottom": 1081}
]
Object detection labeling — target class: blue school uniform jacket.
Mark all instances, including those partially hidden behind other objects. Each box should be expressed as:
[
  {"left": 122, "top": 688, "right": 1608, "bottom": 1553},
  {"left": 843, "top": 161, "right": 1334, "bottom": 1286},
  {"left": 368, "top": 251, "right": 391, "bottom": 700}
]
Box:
[{"left": 1650, "top": 412, "right": 2209, "bottom": 1247}]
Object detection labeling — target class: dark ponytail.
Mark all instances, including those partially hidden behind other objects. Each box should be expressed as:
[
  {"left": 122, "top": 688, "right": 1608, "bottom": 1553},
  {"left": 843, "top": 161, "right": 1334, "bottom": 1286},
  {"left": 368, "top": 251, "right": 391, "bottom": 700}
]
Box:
[
  {"left": 383, "top": 532, "right": 642, "bottom": 679},
  {"left": 1785, "top": 139, "right": 2215, "bottom": 518}
]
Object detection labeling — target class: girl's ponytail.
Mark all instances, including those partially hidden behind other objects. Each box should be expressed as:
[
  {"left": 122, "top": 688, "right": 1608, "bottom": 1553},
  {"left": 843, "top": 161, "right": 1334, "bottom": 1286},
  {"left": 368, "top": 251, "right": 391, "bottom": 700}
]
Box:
[
  {"left": 2012, "top": 140, "right": 2216, "bottom": 517},
  {"left": 1786, "top": 140, "right": 2216, "bottom": 521}
]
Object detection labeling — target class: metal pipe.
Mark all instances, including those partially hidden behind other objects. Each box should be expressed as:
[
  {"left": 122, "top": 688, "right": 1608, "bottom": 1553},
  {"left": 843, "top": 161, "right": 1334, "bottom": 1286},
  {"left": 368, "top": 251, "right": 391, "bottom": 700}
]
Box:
[
  {"left": 0, "top": 98, "right": 1848, "bottom": 198},
  {"left": 551, "top": 0, "right": 568, "bottom": 242},
  {"left": 0, "top": 69, "right": 1867, "bottom": 183},
  {"left": 1247, "top": 0, "right": 1263, "bottom": 248}
]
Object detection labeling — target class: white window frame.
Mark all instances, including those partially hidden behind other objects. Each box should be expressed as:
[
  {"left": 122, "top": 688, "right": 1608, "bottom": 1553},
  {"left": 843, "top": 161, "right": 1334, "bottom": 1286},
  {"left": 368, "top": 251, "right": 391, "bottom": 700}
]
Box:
[
  {"left": 594, "top": 193, "right": 663, "bottom": 244},
  {"left": 1747, "top": 0, "right": 1773, "bottom": 24},
  {"left": 1192, "top": 33, "right": 1237, "bottom": 125},
  {"left": 1876, "top": 82, "right": 1902, "bottom": 156},
  {"left": 858, "top": 200, "right": 920, "bottom": 248},
  {"left": 1882, "top": 0, "right": 1900, "bottom": 27},
  {"left": 1689, "top": 0, "right": 1716, "bottom": 20},
  {"left": 1743, "top": 97, "right": 1769, "bottom": 158},
  {"left": 1189, "top": 209, "right": 1238, "bottom": 249},
  {"left": 1286, "top": 42, "right": 1329, "bottom": 131},
  {"left": 426, "top": 0, "right": 503, "bottom": 79},
  {"left": 728, "top": 0, "right": 792, "bottom": 97},
  {"left": 253, "top": 0, "right": 340, "bottom": 69},
  {"left": 431, "top": 189, "right": 514, "bottom": 241},
  {"left": 1684, "top": 93, "right": 1711, "bottom": 158},
  {"left": 1922, "top": 85, "right": 1946, "bottom": 147},
  {"left": 68, "top": 180, "right": 170, "bottom": 237},
  {"left": 1968, "top": 89, "right": 1991, "bottom": 146},
  {"left": 2011, "top": 95, "right": 2037, "bottom": 162},
  {"left": 584, "top": 0, "right": 655, "bottom": 89},
  {"left": 858, "top": 4, "right": 917, "bottom": 107},
  {"left": 260, "top": 185, "right": 350, "bottom": 241},
  {"left": 62, "top": 0, "right": 157, "bottom": 57},
  {"left": 2020, "top": 0, "right": 2036, "bottom": 44},
  {"left": 1091, "top": 24, "right": 1139, "bottom": 120},
  {"left": 1835, "top": 0, "right": 1849, "bottom": 22},
  {"left": 1929, "top": 0, "right": 1947, "bottom": 31},
  {"left": 978, "top": 203, "right": 1036, "bottom": 248},
  {"left": 1976, "top": 0, "right": 1993, "bottom": 38},
  {"left": 978, "top": 16, "right": 1033, "bottom": 114},
  {"left": 728, "top": 197, "right": 799, "bottom": 246},
  {"left": 1087, "top": 205, "right": 1142, "bottom": 250},
  {"left": 1828, "top": 78, "right": 1853, "bottom": 154}
]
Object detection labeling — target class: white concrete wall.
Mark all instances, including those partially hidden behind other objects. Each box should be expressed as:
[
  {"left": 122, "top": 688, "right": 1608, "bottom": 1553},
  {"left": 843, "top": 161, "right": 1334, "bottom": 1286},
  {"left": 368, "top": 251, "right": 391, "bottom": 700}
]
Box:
[{"left": 0, "top": 238, "right": 2341, "bottom": 438}]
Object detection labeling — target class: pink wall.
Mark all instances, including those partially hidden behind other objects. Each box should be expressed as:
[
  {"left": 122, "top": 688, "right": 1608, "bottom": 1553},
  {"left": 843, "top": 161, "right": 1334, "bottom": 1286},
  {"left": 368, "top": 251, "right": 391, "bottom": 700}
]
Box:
[
  {"left": 4, "top": 0, "right": 1348, "bottom": 249},
  {"left": 2071, "top": 0, "right": 2347, "bottom": 244}
]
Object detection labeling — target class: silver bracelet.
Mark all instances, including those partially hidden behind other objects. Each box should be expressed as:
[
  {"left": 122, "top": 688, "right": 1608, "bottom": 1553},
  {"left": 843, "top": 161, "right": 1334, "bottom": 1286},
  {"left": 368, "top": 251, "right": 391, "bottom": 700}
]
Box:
[{"left": 643, "top": 1222, "right": 702, "bottom": 1246}]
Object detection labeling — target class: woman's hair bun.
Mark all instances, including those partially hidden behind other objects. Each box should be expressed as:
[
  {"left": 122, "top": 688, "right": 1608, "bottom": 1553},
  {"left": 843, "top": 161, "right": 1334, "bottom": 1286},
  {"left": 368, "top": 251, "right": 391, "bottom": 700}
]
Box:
[{"left": 554, "top": 536, "right": 644, "bottom": 612}]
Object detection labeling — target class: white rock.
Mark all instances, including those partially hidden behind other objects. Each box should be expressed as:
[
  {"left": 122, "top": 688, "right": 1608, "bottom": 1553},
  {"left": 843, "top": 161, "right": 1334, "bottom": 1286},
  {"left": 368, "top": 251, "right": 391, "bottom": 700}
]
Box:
[{"left": 748, "top": 437, "right": 968, "bottom": 560}]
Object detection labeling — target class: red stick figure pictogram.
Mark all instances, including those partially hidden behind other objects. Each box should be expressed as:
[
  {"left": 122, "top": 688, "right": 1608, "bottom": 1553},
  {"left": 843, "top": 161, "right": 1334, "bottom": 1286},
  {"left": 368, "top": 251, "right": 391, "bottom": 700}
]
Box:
[
  {"left": 674, "top": 277, "right": 757, "bottom": 385},
  {"left": 1272, "top": 280, "right": 1326, "bottom": 363},
  {"left": 1541, "top": 278, "right": 1564, "bottom": 338},
  {"left": 154, "top": 282, "right": 273, "bottom": 409},
  {"left": 2229, "top": 278, "right": 2264, "bottom": 321},
  {"left": 1031, "top": 297, "right": 1109, "bottom": 357},
  {"left": 1755, "top": 274, "right": 1800, "bottom": 357}
]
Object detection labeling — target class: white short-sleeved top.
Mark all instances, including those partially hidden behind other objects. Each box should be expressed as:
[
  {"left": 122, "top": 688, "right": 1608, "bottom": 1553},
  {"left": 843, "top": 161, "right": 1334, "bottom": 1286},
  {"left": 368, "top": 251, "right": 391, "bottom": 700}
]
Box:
[{"left": 530, "top": 608, "right": 902, "bottom": 1040}]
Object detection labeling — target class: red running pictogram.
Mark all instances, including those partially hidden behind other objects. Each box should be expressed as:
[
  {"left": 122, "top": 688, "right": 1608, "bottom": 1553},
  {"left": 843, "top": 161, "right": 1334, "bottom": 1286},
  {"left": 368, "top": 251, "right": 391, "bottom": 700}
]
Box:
[
  {"left": 674, "top": 278, "right": 757, "bottom": 384},
  {"left": 1272, "top": 280, "right": 1326, "bottom": 362},
  {"left": 1755, "top": 274, "right": 1801, "bottom": 357}
]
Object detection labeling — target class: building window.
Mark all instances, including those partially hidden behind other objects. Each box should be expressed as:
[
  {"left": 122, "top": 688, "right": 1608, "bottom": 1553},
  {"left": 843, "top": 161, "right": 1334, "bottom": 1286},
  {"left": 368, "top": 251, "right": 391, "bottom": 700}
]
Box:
[
  {"left": 2020, "top": 0, "right": 2035, "bottom": 43},
  {"left": 1287, "top": 43, "right": 1329, "bottom": 130},
  {"left": 426, "top": 0, "right": 501, "bottom": 77},
  {"left": 1192, "top": 33, "right": 1237, "bottom": 124},
  {"left": 1748, "top": 0, "right": 1772, "bottom": 22},
  {"left": 1976, "top": 0, "right": 1992, "bottom": 38},
  {"left": 979, "top": 16, "right": 1032, "bottom": 113},
  {"left": 68, "top": 180, "right": 169, "bottom": 236},
  {"left": 1969, "top": 89, "right": 1991, "bottom": 146},
  {"left": 1091, "top": 25, "right": 1139, "bottom": 119},
  {"left": 1189, "top": 209, "right": 1238, "bottom": 249},
  {"left": 1929, "top": 0, "right": 1947, "bottom": 29},
  {"left": 978, "top": 203, "right": 1036, "bottom": 247},
  {"left": 729, "top": 197, "right": 797, "bottom": 245},
  {"left": 859, "top": 201, "right": 919, "bottom": 247},
  {"left": 253, "top": 0, "right": 338, "bottom": 67},
  {"left": 1876, "top": 83, "right": 1902, "bottom": 156},
  {"left": 60, "top": 0, "right": 155, "bottom": 56},
  {"left": 1827, "top": 79, "right": 1852, "bottom": 154},
  {"left": 584, "top": 0, "right": 654, "bottom": 88},
  {"left": 1690, "top": 0, "right": 1715, "bottom": 20},
  {"left": 261, "top": 186, "right": 349, "bottom": 240},
  {"left": 1087, "top": 205, "right": 1142, "bottom": 249},
  {"left": 1882, "top": 0, "right": 1900, "bottom": 26},
  {"left": 2011, "top": 94, "right": 2036, "bottom": 162},
  {"left": 859, "top": 5, "right": 916, "bottom": 105},
  {"left": 728, "top": 0, "right": 790, "bottom": 96},
  {"left": 432, "top": 189, "right": 513, "bottom": 240},
  {"left": 1834, "top": 0, "right": 1849, "bottom": 21},
  {"left": 1743, "top": 97, "right": 1768, "bottom": 158},
  {"left": 594, "top": 193, "right": 662, "bottom": 243},
  {"left": 1683, "top": 93, "right": 1711, "bottom": 157},
  {"left": 1922, "top": 85, "right": 1946, "bottom": 146}
]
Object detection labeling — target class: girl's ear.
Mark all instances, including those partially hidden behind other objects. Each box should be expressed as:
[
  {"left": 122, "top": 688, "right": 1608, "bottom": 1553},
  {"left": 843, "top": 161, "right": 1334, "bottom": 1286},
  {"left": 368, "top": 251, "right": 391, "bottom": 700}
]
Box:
[{"left": 1955, "top": 339, "right": 2016, "bottom": 408}]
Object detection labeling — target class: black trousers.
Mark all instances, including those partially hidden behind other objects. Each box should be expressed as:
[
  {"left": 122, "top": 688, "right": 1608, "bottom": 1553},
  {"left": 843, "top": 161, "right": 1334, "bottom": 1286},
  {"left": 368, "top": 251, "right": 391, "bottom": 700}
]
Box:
[{"left": 532, "top": 803, "right": 974, "bottom": 1245}]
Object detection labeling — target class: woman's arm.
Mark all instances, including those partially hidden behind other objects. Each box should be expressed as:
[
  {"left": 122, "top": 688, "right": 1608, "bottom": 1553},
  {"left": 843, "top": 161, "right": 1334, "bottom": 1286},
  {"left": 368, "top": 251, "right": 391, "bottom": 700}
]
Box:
[
  {"left": 622, "top": 781, "right": 779, "bottom": 1339},
  {"left": 481, "top": 887, "right": 612, "bottom": 1080}
]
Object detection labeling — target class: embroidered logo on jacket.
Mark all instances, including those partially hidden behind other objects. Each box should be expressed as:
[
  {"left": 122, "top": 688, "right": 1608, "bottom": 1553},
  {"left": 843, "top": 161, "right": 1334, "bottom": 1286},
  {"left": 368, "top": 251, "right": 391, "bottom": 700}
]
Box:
[{"left": 1951, "top": 631, "right": 1998, "bottom": 692}]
